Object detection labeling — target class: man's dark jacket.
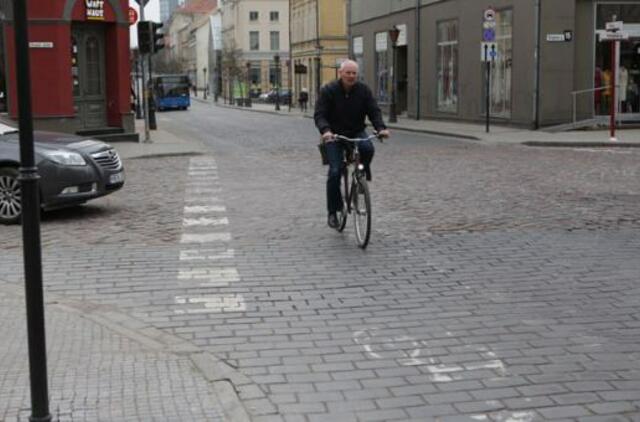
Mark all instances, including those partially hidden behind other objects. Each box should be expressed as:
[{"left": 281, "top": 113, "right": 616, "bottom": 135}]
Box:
[{"left": 314, "top": 80, "right": 386, "bottom": 138}]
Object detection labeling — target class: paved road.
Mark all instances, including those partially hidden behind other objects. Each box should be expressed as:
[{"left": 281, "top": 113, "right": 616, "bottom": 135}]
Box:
[{"left": 2, "top": 101, "right": 640, "bottom": 421}]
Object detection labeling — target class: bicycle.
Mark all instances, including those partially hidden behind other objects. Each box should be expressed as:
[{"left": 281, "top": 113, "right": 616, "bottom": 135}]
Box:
[{"left": 331, "top": 132, "right": 382, "bottom": 249}]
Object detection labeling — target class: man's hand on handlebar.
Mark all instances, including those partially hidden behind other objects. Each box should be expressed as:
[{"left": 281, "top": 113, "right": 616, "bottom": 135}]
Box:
[
  {"left": 377, "top": 129, "right": 390, "bottom": 139},
  {"left": 321, "top": 131, "right": 335, "bottom": 143}
]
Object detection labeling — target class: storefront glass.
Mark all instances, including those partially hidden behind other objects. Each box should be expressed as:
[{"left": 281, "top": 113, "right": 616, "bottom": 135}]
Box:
[
  {"left": 353, "top": 36, "right": 365, "bottom": 82},
  {"left": 437, "top": 20, "right": 458, "bottom": 113},
  {"left": 595, "top": 4, "right": 640, "bottom": 118},
  {"left": 375, "top": 32, "right": 389, "bottom": 103},
  {"left": 489, "top": 9, "right": 512, "bottom": 117}
]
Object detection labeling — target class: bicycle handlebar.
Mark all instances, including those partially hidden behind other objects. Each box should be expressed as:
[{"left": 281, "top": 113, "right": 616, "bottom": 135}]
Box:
[{"left": 333, "top": 133, "right": 383, "bottom": 143}]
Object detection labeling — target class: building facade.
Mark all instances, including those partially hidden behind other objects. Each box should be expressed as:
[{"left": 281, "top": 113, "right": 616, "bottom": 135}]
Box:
[
  {"left": 0, "top": 0, "right": 133, "bottom": 135},
  {"left": 290, "top": 0, "right": 349, "bottom": 106},
  {"left": 219, "top": 0, "right": 289, "bottom": 102},
  {"left": 160, "top": 0, "right": 182, "bottom": 22},
  {"left": 350, "top": 0, "right": 640, "bottom": 127}
]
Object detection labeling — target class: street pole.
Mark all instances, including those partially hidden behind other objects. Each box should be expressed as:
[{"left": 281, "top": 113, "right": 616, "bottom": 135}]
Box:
[
  {"left": 274, "top": 54, "right": 281, "bottom": 111},
  {"left": 148, "top": 54, "right": 156, "bottom": 130},
  {"left": 388, "top": 26, "right": 400, "bottom": 123},
  {"left": 135, "top": 53, "right": 143, "bottom": 119},
  {"left": 12, "top": 0, "right": 52, "bottom": 420},
  {"left": 610, "top": 39, "right": 617, "bottom": 141},
  {"left": 245, "top": 62, "right": 252, "bottom": 107},
  {"left": 203, "top": 67, "right": 208, "bottom": 100},
  {"left": 485, "top": 44, "right": 491, "bottom": 133},
  {"left": 139, "top": 4, "right": 150, "bottom": 142}
]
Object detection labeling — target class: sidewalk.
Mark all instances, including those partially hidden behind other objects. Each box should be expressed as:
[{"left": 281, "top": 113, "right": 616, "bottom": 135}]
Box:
[
  {"left": 199, "top": 98, "right": 640, "bottom": 148},
  {"left": 113, "top": 119, "right": 210, "bottom": 159},
  {"left": 0, "top": 280, "right": 249, "bottom": 422}
]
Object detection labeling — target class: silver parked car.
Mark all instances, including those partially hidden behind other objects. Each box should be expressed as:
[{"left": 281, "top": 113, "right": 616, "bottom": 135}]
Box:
[{"left": 0, "top": 123, "right": 125, "bottom": 224}]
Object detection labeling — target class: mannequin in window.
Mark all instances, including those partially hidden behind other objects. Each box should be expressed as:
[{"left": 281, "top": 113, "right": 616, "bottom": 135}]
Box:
[
  {"left": 594, "top": 66, "right": 602, "bottom": 115},
  {"left": 619, "top": 66, "right": 629, "bottom": 112},
  {"left": 602, "top": 68, "right": 612, "bottom": 114}
]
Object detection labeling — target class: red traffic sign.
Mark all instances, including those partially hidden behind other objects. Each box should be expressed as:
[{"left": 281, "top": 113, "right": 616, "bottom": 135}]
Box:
[
  {"left": 128, "top": 7, "right": 138, "bottom": 25},
  {"left": 484, "top": 8, "right": 496, "bottom": 22}
]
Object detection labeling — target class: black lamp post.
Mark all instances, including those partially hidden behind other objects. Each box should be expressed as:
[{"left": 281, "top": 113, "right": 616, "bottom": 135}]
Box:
[
  {"left": 388, "top": 26, "right": 400, "bottom": 123},
  {"left": 203, "top": 67, "right": 207, "bottom": 100},
  {"left": 274, "top": 54, "right": 281, "bottom": 111},
  {"left": 245, "top": 61, "right": 253, "bottom": 107},
  {"left": 12, "top": 0, "right": 52, "bottom": 420}
]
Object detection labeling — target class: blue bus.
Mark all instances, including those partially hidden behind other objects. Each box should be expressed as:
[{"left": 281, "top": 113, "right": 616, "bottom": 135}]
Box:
[{"left": 152, "top": 74, "right": 190, "bottom": 111}]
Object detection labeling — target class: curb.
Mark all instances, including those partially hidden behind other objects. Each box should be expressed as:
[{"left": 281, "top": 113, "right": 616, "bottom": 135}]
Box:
[
  {"left": 522, "top": 141, "right": 640, "bottom": 148},
  {"left": 198, "top": 98, "right": 640, "bottom": 148},
  {"left": 210, "top": 101, "right": 483, "bottom": 140},
  {"left": 0, "top": 281, "right": 252, "bottom": 422}
]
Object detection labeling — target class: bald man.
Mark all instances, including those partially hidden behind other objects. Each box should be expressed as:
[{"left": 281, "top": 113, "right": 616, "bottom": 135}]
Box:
[{"left": 314, "top": 59, "right": 390, "bottom": 229}]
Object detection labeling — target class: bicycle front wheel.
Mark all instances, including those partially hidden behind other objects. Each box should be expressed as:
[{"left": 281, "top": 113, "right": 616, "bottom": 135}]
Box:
[{"left": 352, "top": 177, "right": 371, "bottom": 248}]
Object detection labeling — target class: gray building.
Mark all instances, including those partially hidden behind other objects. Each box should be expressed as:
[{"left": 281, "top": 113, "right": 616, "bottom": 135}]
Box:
[
  {"left": 160, "top": 0, "right": 182, "bottom": 22},
  {"left": 350, "top": 0, "right": 640, "bottom": 128}
]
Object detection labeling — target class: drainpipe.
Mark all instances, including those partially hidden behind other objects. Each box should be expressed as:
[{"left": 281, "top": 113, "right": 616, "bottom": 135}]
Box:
[
  {"left": 315, "top": 0, "right": 321, "bottom": 100},
  {"left": 347, "top": 0, "right": 352, "bottom": 59},
  {"left": 415, "top": 0, "right": 421, "bottom": 120},
  {"left": 533, "top": 0, "right": 541, "bottom": 129}
]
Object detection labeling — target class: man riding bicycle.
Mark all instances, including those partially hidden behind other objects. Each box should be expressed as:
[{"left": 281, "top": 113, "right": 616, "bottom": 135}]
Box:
[{"left": 314, "top": 60, "right": 390, "bottom": 229}]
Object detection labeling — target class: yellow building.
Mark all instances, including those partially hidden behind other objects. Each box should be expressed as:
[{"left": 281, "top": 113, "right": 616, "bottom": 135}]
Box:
[{"left": 290, "top": 0, "right": 348, "bottom": 108}]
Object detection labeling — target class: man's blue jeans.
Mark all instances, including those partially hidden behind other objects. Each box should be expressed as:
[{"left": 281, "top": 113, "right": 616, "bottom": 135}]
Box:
[{"left": 326, "top": 131, "right": 374, "bottom": 214}]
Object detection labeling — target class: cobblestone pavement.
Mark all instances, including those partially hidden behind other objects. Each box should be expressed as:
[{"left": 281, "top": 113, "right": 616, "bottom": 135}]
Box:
[
  {"left": 2, "top": 101, "right": 640, "bottom": 421},
  {"left": 0, "top": 283, "right": 226, "bottom": 422}
]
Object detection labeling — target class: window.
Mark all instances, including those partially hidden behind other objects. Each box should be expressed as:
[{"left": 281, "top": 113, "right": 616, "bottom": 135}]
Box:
[
  {"left": 437, "top": 20, "right": 458, "bottom": 113},
  {"left": 249, "top": 11, "right": 258, "bottom": 21},
  {"left": 248, "top": 62, "right": 261, "bottom": 96},
  {"left": 353, "top": 36, "right": 365, "bottom": 82},
  {"left": 270, "top": 62, "right": 279, "bottom": 88},
  {"left": 270, "top": 31, "right": 280, "bottom": 51},
  {"left": 486, "top": 9, "right": 512, "bottom": 117},
  {"left": 374, "top": 32, "right": 389, "bottom": 103},
  {"left": 270, "top": 11, "right": 279, "bottom": 22},
  {"left": 249, "top": 31, "right": 259, "bottom": 51}
]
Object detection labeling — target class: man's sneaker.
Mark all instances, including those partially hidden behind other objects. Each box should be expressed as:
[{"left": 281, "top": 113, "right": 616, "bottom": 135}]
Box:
[{"left": 327, "top": 213, "right": 339, "bottom": 229}]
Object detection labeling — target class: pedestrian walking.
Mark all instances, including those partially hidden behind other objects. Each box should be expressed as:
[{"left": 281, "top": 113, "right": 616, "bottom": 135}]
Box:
[{"left": 299, "top": 88, "right": 309, "bottom": 112}]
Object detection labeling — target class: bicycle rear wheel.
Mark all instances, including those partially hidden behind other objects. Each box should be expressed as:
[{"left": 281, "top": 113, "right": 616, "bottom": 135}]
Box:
[
  {"left": 352, "top": 176, "right": 371, "bottom": 248},
  {"left": 336, "top": 166, "right": 348, "bottom": 232}
]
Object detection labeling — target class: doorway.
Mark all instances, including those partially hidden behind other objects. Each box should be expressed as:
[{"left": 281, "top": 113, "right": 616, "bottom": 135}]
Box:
[
  {"left": 71, "top": 24, "right": 107, "bottom": 129},
  {"left": 396, "top": 45, "right": 408, "bottom": 115}
]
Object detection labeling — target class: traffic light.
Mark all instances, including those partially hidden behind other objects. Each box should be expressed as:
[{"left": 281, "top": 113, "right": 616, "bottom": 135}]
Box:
[
  {"left": 152, "top": 22, "right": 165, "bottom": 53},
  {"left": 137, "top": 21, "right": 152, "bottom": 54}
]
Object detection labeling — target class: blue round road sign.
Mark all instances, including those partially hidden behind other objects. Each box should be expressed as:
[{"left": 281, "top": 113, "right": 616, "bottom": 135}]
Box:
[{"left": 483, "top": 28, "right": 496, "bottom": 42}]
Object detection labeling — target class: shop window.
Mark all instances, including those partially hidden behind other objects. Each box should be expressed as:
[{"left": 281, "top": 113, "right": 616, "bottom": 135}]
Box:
[
  {"left": 71, "top": 37, "right": 80, "bottom": 97},
  {"left": 436, "top": 20, "right": 458, "bottom": 113},
  {"left": 86, "top": 36, "right": 101, "bottom": 95},
  {"left": 484, "top": 9, "right": 512, "bottom": 117},
  {"left": 595, "top": 4, "right": 640, "bottom": 116},
  {"left": 250, "top": 31, "right": 259, "bottom": 51},
  {"left": 375, "top": 32, "right": 389, "bottom": 103},
  {"left": 249, "top": 63, "right": 261, "bottom": 97},
  {"left": 353, "top": 36, "right": 365, "bottom": 82},
  {"left": 270, "top": 63, "right": 278, "bottom": 88}
]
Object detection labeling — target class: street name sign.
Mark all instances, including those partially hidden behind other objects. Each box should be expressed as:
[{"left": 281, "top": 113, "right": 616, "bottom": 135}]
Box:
[{"left": 600, "top": 31, "right": 629, "bottom": 41}]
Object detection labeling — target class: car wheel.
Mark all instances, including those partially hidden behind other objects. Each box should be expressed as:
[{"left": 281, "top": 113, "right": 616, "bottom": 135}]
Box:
[{"left": 0, "top": 167, "right": 21, "bottom": 225}]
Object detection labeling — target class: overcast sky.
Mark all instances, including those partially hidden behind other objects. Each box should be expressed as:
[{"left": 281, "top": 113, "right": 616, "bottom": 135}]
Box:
[{"left": 129, "top": 0, "right": 161, "bottom": 48}]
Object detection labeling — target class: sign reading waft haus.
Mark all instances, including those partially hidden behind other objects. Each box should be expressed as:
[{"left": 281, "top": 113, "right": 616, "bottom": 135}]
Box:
[{"left": 85, "top": 0, "right": 105, "bottom": 20}]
